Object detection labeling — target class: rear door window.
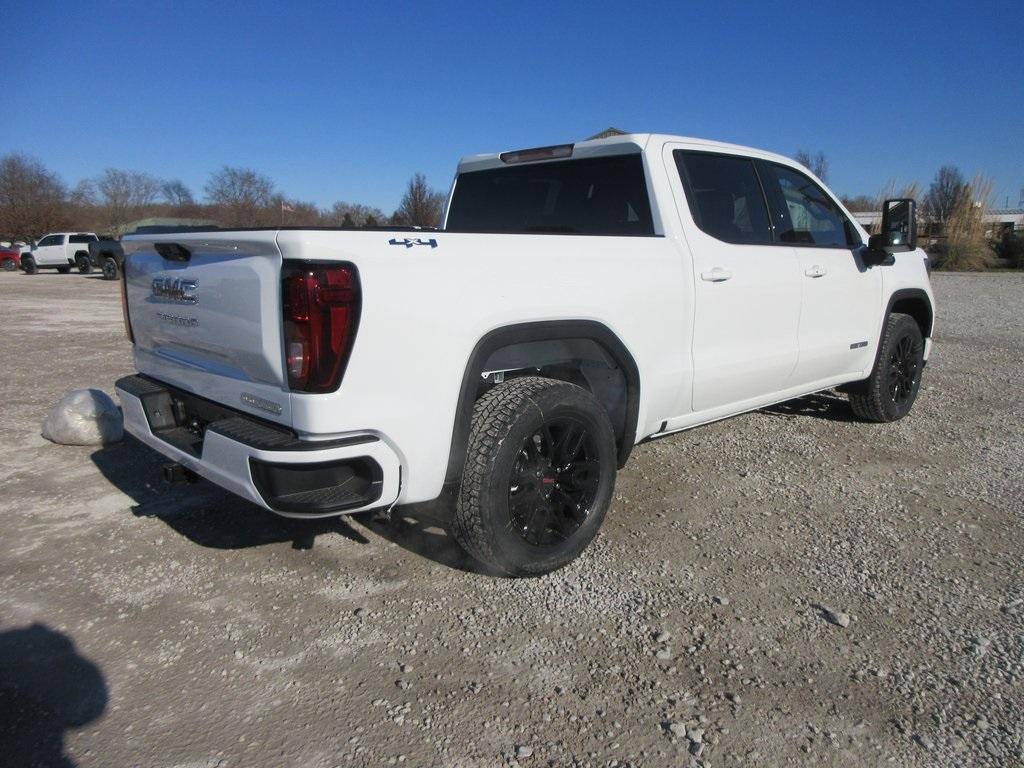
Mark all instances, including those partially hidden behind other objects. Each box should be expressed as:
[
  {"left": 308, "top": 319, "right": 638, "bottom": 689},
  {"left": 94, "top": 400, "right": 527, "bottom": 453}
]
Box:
[
  {"left": 446, "top": 154, "right": 654, "bottom": 236},
  {"left": 674, "top": 151, "right": 772, "bottom": 245},
  {"left": 761, "top": 163, "right": 860, "bottom": 247}
]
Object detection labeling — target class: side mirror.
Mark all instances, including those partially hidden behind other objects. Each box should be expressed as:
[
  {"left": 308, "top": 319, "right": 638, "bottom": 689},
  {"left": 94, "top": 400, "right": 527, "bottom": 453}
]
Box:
[{"left": 868, "top": 198, "right": 917, "bottom": 254}]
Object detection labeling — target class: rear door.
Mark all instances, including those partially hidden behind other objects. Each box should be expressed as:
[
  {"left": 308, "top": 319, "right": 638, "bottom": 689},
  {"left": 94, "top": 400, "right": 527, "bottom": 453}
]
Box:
[
  {"left": 758, "top": 162, "right": 881, "bottom": 384},
  {"left": 123, "top": 231, "right": 292, "bottom": 425},
  {"left": 669, "top": 148, "right": 802, "bottom": 413}
]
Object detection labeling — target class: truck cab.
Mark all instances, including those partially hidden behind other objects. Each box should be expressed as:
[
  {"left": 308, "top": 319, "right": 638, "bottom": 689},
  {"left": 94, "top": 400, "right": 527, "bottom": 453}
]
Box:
[{"left": 22, "top": 233, "right": 98, "bottom": 274}]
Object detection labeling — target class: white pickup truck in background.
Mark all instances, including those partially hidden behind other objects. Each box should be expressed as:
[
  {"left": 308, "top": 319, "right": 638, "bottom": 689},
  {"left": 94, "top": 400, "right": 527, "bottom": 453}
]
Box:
[
  {"left": 115, "top": 133, "right": 935, "bottom": 575},
  {"left": 22, "top": 232, "right": 98, "bottom": 274}
]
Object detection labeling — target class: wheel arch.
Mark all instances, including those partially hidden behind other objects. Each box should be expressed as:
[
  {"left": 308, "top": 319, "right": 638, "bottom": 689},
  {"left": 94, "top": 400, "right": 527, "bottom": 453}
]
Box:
[
  {"left": 887, "top": 288, "right": 933, "bottom": 339},
  {"left": 444, "top": 320, "right": 641, "bottom": 485}
]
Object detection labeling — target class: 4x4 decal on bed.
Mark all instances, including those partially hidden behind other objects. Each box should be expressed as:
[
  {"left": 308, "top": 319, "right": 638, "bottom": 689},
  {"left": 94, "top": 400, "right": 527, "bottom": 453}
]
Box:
[{"left": 388, "top": 237, "right": 438, "bottom": 249}]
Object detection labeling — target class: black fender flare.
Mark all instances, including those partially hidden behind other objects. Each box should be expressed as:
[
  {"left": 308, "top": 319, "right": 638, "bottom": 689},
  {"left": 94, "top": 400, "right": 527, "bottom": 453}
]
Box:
[
  {"left": 444, "top": 320, "right": 641, "bottom": 485},
  {"left": 885, "top": 288, "right": 934, "bottom": 338}
]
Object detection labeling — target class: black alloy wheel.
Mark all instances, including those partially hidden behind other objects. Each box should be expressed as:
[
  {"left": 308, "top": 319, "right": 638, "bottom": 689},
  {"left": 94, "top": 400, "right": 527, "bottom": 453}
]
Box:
[
  {"left": 508, "top": 417, "right": 601, "bottom": 547},
  {"left": 887, "top": 334, "right": 921, "bottom": 407}
]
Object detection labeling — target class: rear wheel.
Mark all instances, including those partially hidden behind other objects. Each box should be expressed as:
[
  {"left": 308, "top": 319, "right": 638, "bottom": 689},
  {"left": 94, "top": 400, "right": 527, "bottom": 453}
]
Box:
[
  {"left": 849, "top": 312, "right": 925, "bottom": 422},
  {"left": 453, "top": 376, "right": 617, "bottom": 576},
  {"left": 56, "top": 265, "right": 71, "bottom": 274},
  {"left": 1, "top": 258, "right": 16, "bottom": 272},
  {"left": 76, "top": 253, "right": 92, "bottom": 274},
  {"left": 22, "top": 256, "right": 38, "bottom": 274},
  {"left": 102, "top": 257, "right": 119, "bottom": 280}
]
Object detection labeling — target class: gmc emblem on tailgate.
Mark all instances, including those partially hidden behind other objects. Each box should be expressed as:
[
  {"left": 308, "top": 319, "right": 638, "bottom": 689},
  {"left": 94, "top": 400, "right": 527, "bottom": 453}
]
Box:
[{"left": 151, "top": 276, "right": 198, "bottom": 304}]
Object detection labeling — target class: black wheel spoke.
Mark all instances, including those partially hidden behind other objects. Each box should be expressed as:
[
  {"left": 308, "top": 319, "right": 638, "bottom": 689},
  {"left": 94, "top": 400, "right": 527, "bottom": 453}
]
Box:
[{"left": 507, "top": 416, "right": 602, "bottom": 549}]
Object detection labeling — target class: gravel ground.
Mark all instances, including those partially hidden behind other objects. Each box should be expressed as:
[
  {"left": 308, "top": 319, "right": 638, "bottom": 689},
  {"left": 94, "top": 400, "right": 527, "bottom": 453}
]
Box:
[{"left": 1, "top": 270, "right": 1021, "bottom": 768}]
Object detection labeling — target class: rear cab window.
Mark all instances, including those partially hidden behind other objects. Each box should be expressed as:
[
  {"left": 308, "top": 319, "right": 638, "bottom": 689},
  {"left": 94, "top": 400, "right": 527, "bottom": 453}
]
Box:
[
  {"left": 69, "top": 234, "right": 96, "bottom": 244},
  {"left": 445, "top": 153, "right": 654, "bottom": 236}
]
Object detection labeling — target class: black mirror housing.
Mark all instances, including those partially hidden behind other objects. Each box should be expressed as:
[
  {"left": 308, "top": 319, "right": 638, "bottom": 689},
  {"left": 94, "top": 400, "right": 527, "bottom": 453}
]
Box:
[{"left": 877, "top": 198, "right": 917, "bottom": 253}]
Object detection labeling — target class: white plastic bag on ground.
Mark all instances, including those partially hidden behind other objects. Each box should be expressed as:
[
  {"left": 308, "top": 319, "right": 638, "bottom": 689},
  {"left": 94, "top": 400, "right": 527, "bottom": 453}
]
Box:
[{"left": 41, "top": 389, "right": 124, "bottom": 446}]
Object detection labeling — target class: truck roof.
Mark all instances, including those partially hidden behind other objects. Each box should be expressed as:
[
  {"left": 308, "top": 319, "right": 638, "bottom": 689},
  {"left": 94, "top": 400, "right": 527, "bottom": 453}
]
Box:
[{"left": 457, "top": 133, "right": 800, "bottom": 175}]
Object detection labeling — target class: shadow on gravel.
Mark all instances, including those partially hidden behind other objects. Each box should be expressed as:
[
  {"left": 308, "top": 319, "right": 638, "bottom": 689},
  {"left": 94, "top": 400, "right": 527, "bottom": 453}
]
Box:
[
  {"left": 0, "top": 624, "right": 108, "bottom": 768},
  {"left": 92, "top": 437, "right": 486, "bottom": 571},
  {"left": 91, "top": 437, "right": 369, "bottom": 551},
  {"left": 356, "top": 494, "right": 487, "bottom": 574},
  {"left": 762, "top": 391, "right": 857, "bottom": 422}
]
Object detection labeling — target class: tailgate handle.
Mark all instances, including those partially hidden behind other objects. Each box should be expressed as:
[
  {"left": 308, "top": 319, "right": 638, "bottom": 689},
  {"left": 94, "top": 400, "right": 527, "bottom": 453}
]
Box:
[{"left": 155, "top": 243, "right": 192, "bottom": 262}]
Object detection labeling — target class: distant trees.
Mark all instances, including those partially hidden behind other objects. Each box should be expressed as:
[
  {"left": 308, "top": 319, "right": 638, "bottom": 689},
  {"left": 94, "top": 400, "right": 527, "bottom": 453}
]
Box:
[
  {"left": 94, "top": 169, "right": 162, "bottom": 235},
  {"left": 793, "top": 150, "right": 829, "bottom": 182},
  {"left": 0, "top": 158, "right": 447, "bottom": 242},
  {"left": 204, "top": 166, "right": 276, "bottom": 227},
  {"left": 324, "top": 201, "right": 388, "bottom": 228},
  {"left": 922, "top": 166, "right": 967, "bottom": 227},
  {"left": 394, "top": 172, "right": 444, "bottom": 227},
  {"left": 161, "top": 179, "right": 195, "bottom": 207},
  {"left": 0, "top": 153, "right": 70, "bottom": 241}
]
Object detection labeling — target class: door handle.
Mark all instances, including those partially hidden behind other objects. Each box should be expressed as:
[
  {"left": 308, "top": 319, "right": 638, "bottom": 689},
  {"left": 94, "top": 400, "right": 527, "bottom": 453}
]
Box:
[
  {"left": 700, "top": 267, "right": 733, "bottom": 282},
  {"left": 804, "top": 265, "right": 827, "bottom": 278}
]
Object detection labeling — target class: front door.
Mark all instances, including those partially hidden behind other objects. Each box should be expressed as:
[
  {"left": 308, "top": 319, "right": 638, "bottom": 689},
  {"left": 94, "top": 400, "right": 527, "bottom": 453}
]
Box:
[
  {"left": 34, "top": 234, "right": 64, "bottom": 265},
  {"left": 669, "top": 149, "right": 803, "bottom": 413},
  {"left": 757, "top": 162, "right": 882, "bottom": 384}
]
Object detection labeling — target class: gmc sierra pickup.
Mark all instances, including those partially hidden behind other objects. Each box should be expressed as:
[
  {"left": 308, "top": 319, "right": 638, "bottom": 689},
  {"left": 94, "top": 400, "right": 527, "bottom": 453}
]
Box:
[{"left": 115, "top": 133, "right": 935, "bottom": 576}]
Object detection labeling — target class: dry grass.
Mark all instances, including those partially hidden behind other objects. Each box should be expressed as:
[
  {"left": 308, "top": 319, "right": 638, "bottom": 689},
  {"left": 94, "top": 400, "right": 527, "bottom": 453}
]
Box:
[{"left": 938, "top": 176, "right": 998, "bottom": 271}]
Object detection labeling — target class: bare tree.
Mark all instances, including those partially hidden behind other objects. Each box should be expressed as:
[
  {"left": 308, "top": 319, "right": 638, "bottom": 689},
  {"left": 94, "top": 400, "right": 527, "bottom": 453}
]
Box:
[
  {"left": 95, "top": 169, "right": 162, "bottom": 234},
  {"left": 0, "top": 153, "right": 70, "bottom": 241},
  {"left": 923, "top": 166, "right": 967, "bottom": 227},
  {"left": 793, "top": 150, "right": 829, "bottom": 182},
  {"left": 204, "top": 166, "right": 275, "bottom": 227},
  {"left": 161, "top": 179, "right": 195, "bottom": 207},
  {"left": 394, "top": 173, "right": 444, "bottom": 228}
]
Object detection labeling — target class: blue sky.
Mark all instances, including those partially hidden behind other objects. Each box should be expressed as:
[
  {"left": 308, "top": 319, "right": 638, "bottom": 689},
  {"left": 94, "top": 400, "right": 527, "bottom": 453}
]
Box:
[{"left": 3, "top": 0, "right": 1022, "bottom": 212}]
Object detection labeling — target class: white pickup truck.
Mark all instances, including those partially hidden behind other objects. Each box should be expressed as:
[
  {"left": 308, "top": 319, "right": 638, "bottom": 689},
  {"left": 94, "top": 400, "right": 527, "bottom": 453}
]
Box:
[
  {"left": 115, "top": 133, "right": 935, "bottom": 575},
  {"left": 22, "top": 232, "right": 99, "bottom": 273}
]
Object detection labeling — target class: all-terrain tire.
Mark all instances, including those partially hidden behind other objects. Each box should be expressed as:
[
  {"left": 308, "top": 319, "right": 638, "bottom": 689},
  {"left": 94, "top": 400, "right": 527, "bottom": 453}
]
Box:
[
  {"left": 56, "top": 265, "right": 71, "bottom": 274},
  {"left": 102, "top": 257, "right": 119, "bottom": 281},
  {"left": 453, "top": 376, "right": 617, "bottom": 577},
  {"left": 849, "top": 312, "right": 925, "bottom": 423},
  {"left": 76, "top": 252, "right": 92, "bottom": 274},
  {"left": 22, "top": 256, "right": 38, "bottom": 274}
]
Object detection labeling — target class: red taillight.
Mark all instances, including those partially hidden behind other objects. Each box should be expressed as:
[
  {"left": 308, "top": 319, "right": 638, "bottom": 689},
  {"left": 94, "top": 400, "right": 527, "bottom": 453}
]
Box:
[
  {"left": 282, "top": 262, "right": 360, "bottom": 393},
  {"left": 120, "top": 257, "right": 134, "bottom": 343}
]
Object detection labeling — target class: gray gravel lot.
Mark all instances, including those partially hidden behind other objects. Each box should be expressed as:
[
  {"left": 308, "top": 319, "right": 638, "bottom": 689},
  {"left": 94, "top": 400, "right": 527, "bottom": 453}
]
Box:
[{"left": 1, "top": 271, "right": 1022, "bottom": 768}]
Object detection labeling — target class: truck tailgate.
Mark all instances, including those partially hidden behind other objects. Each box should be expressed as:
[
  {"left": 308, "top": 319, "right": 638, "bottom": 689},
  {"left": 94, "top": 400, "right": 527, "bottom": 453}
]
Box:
[{"left": 123, "top": 231, "right": 291, "bottom": 425}]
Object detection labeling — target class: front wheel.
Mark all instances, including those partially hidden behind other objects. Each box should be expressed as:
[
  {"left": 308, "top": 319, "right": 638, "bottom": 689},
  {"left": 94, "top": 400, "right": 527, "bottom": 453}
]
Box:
[
  {"left": 101, "top": 257, "right": 119, "bottom": 280},
  {"left": 849, "top": 312, "right": 925, "bottom": 422},
  {"left": 22, "top": 256, "right": 38, "bottom": 274},
  {"left": 76, "top": 253, "right": 92, "bottom": 274},
  {"left": 453, "top": 376, "right": 617, "bottom": 576}
]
